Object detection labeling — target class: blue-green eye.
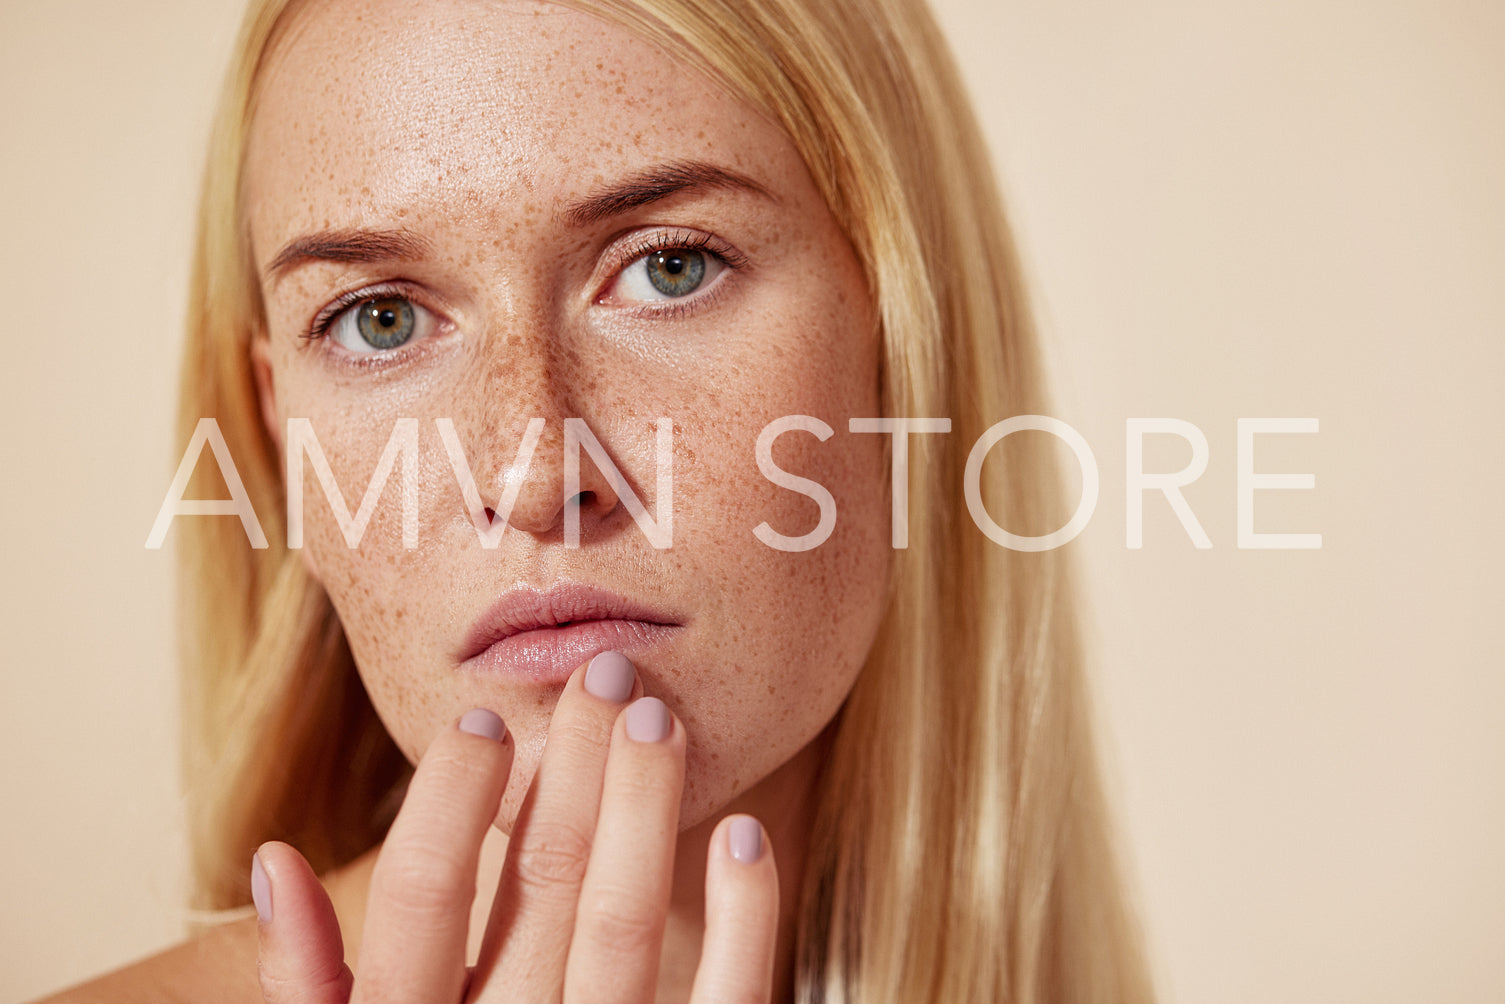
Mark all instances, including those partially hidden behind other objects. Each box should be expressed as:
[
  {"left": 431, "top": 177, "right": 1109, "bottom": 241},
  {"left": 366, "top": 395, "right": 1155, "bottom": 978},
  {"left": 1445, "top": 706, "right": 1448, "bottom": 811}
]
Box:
[
  {"left": 645, "top": 249, "right": 706, "bottom": 296},
  {"left": 326, "top": 295, "right": 436, "bottom": 354},
  {"left": 612, "top": 245, "right": 728, "bottom": 303}
]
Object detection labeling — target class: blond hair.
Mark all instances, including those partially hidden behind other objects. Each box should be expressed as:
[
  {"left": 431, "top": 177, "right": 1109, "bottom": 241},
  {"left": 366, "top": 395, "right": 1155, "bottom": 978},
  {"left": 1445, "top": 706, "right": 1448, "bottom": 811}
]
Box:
[{"left": 180, "top": 0, "right": 1153, "bottom": 1000}]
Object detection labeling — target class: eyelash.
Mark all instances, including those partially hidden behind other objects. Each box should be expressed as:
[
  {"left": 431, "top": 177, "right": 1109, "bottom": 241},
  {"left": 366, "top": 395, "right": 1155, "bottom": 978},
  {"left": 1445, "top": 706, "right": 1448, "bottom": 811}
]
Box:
[
  {"left": 601, "top": 228, "right": 748, "bottom": 319},
  {"left": 298, "top": 228, "right": 747, "bottom": 347},
  {"left": 301, "top": 282, "right": 419, "bottom": 344}
]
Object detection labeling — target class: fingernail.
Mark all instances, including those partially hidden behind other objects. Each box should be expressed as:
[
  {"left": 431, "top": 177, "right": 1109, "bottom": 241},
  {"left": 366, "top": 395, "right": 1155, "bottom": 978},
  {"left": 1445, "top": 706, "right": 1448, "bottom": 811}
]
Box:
[
  {"left": 625, "top": 696, "right": 671, "bottom": 742},
  {"left": 729, "top": 816, "right": 764, "bottom": 864},
  {"left": 251, "top": 851, "right": 272, "bottom": 923},
  {"left": 584, "top": 650, "right": 635, "bottom": 703},
  {"left": 459, "top": 708, "right": 506, "bottom": 741}
]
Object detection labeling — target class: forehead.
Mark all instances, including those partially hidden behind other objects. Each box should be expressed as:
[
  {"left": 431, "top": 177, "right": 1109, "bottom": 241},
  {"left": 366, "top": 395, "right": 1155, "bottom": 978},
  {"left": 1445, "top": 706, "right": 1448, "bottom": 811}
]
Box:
[{"left": 244, "top": 0, "right": 778, "bottom": 249}]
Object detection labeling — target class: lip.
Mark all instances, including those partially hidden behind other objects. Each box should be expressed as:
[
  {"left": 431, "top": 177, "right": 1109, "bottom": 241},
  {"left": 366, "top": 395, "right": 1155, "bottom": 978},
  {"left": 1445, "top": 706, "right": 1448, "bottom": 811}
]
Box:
[{"left": 458, "top": 583, "right": 683, "bottom": 683}]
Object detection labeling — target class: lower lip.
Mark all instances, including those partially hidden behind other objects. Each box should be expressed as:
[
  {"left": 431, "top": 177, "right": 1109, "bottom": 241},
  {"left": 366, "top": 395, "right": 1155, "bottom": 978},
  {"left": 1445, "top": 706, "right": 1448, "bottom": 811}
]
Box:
[{"left": 460, "top": 620, "right": 680, "bottom": 683}]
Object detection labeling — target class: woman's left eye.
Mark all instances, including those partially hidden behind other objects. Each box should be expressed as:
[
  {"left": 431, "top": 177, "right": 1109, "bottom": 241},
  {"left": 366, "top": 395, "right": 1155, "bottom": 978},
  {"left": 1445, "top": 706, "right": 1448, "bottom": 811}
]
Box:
[
  {"left": 322, "top": 295, "right": 438, "bottom": 354},
  {"left": 608, "top": 246, "right": 729, "bottom": 304}
]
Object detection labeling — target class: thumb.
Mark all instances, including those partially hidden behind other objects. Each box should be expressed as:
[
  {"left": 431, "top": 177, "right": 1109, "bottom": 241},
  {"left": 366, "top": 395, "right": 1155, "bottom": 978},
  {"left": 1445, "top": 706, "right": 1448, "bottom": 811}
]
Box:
[{"left": 254, "top": 841, "right": 354, "bottom": 1004}]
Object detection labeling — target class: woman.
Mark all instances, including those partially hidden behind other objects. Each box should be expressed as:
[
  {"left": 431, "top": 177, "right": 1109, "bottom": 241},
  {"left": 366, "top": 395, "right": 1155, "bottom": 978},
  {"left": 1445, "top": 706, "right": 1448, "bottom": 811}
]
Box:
[{"left": 46, "top": 0, "right": 1150, "bottom": 1000}]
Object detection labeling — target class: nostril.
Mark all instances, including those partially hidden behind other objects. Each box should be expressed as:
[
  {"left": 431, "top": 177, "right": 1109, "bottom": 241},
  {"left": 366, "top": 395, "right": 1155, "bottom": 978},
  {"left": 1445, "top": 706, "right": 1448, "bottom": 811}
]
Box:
[
  {"left": 567, "top": 490, "right": 595, "bottom": 509},
  {"left": 483, "top": 506, "right": 497, "bottom": 523}
]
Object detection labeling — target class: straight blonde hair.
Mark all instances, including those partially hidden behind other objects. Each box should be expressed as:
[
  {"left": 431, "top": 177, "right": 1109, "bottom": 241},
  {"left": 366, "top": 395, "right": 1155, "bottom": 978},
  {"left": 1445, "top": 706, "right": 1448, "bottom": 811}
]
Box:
[{"left": 179, "top": 0, "right": 1154, "bottom": 1000}]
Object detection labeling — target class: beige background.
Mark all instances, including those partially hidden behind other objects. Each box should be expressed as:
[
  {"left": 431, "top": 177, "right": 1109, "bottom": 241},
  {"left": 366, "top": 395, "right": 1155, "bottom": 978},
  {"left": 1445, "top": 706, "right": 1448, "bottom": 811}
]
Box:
[{"left": 3, "top": 0, "right": 1502, "bottom": 1000}]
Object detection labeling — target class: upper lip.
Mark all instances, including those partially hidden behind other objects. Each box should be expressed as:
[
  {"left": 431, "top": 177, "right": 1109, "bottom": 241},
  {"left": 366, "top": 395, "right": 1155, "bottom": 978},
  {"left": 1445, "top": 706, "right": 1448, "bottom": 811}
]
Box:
[{"left": 458, "top": 583, "right": 681, "bottom": 662}]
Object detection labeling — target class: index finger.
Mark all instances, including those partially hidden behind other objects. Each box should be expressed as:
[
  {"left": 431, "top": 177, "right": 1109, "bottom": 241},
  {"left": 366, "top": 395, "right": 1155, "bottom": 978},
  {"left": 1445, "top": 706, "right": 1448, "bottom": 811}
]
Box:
[{"left": 352, "top": 709, "right": 513, "bottom": 1004}]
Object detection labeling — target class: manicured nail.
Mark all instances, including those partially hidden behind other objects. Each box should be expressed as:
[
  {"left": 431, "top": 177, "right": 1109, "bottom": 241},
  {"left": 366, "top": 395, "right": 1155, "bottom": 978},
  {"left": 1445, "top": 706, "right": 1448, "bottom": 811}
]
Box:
[
  {"left": 584, "top": 650, "right": 635, "bottom": 703},
  {"left": 729, "top": 816, "right": 764, "bottom": 864},
  {"left": 625, "top": 696, "right": 671, "bottom": 742},
  {"left": 251, "top": 851, "right": 272, "bottom": 923},
  {"left": 458, "top": 708, "right": 506, "bottom": 741}
]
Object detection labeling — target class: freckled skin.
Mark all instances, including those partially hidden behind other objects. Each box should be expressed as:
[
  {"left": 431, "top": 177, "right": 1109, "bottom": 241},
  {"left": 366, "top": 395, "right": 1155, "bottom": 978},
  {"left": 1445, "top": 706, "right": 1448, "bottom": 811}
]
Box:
[{"left": 245, "top": 0, "right": 891, "bottom": 834}]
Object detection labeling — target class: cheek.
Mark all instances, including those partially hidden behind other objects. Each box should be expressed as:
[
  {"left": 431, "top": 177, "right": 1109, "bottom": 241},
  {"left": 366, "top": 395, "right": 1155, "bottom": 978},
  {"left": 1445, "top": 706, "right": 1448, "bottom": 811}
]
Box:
[
  {"left": 275, "top": 368, "right": 467, "bottom": 762},
  {"left": 655, "top": 314, "right": 891, "bottom": 820},
  {"left": 666, "top": 428, "right": 891, "bottom": 823}
]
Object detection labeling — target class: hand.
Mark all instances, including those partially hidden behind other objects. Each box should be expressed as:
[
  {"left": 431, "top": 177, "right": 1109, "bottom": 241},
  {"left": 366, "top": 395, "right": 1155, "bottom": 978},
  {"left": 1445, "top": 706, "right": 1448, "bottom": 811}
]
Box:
[{"left": 250, "top": 654, "right": 780, "bottom": 1003}]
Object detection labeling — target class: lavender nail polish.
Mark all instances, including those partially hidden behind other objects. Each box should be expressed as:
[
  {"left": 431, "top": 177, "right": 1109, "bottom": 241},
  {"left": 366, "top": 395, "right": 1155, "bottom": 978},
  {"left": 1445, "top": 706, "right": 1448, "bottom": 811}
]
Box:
[
  {"left": 625, "top": 696, "right": 671, "bottom": 742},
  {"left": 459, "top": 708, "right": 506, "bottom": 741},
  {"left": 729, "top": 816, "right": 764, "bottom": 864},
  {"left": 251, "top": 852, "right": 272, "bottom": 923},
  {"left": 584, "top": 650, "right": 635, "bottom": 703}
]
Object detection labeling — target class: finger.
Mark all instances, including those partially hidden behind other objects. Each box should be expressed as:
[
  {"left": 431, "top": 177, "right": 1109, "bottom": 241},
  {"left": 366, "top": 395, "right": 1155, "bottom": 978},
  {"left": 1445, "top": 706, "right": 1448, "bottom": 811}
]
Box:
[
  {"left": 352, "top": 708, "right": 513, "bottom": 1004},
  {"left": 688, "top": 816, "right": 780, "bottom": 1004},
  {"left": 472, "top": 651, "right": 641, "bottom": 999},
  {"left": 563, "top": 696, "right": 686, "bottom": 1003},
  {"left": 254, "top": 841, "right": 354, "bottom": 1004}
]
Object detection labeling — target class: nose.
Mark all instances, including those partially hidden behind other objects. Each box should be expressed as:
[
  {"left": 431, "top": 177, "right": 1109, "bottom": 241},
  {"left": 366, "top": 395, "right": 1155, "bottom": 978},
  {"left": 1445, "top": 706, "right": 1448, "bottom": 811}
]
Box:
[
  {"left": 453, "top": 328, "right": 623, "bottom": 545},
  {"left": 487, "top": 417, "right": 621, "bottom": 540}
]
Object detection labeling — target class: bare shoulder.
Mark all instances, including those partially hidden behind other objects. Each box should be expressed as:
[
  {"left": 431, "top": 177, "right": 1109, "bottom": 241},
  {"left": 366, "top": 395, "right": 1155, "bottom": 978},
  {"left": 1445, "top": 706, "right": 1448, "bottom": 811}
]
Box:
[{"left": 31, "top": 915, "right": 261, "bottom": 1004}]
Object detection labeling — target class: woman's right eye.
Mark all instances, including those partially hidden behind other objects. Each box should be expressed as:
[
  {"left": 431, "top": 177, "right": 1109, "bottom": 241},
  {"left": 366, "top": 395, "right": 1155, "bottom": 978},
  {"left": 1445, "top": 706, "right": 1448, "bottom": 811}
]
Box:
[{"left": 322, "top": 295, "right": 439, "bottom": 354}]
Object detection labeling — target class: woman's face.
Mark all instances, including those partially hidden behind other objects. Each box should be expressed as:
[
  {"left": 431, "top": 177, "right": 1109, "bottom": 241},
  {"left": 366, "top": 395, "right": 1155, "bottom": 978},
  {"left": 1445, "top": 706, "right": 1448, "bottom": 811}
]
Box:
[{"left": 244, "top": 0, "right": 890, "bottom": 830}]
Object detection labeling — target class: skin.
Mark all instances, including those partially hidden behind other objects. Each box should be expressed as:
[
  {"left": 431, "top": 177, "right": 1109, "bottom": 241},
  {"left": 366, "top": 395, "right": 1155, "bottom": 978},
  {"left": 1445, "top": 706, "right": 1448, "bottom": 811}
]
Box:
[
  {"left": 246, "top": 0, "right": 888, "bottom": 838},
  {"left": 40, "top": 0, "right": 890, "bottom": 1000}
]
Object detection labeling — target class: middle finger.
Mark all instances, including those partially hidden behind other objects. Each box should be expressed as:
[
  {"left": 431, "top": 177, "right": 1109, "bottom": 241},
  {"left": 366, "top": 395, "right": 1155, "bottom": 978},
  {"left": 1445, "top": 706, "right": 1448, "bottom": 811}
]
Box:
[
  {"left": 469, "top": 650, "right": 641, "bottom": 998},
  {"left": 562, "top": 695, "right": 686, "bottom": 1004}
]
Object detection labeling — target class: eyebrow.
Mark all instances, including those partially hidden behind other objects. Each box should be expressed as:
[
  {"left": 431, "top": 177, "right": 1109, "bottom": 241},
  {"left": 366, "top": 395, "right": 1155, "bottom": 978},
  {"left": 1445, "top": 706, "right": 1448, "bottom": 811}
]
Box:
[
  {"left": 264, "top": 228, "right": 432, "bottom": 284},
  {"left": 262, "top": 160, "right": 770, "bottom": 283},
  {"left": 564, "top": 160, "right": 772, "bottom": 227}
]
